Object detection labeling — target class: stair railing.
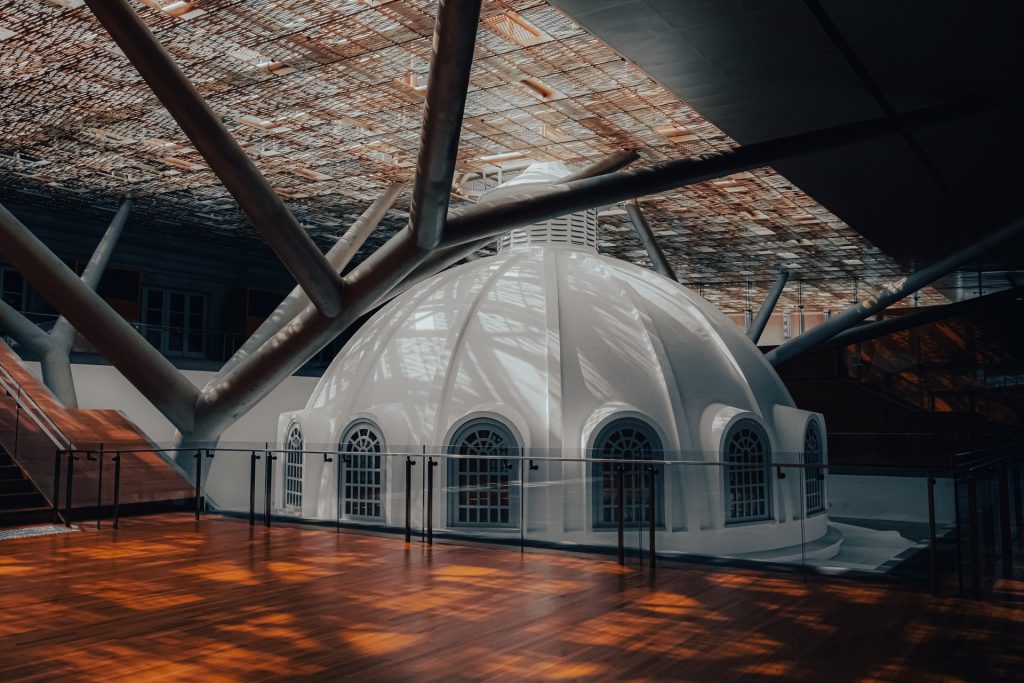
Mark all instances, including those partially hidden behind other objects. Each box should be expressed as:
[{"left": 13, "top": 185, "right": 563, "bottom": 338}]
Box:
[{"left": 0, "top": 359, "right": 73, "bottom": 452}]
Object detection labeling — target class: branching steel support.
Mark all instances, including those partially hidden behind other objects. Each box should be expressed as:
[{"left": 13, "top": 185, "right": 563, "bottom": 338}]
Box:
[
  {"left": 625, "top": 199, "right": 676, "bottom": 280},
  {"left": 44, "top": 198, "right": 132, "bottom": 407},
  {"left": 765, "top": 213, "right": 1024, "bottom": 367},
  {"left": 0, "top": 300, "right": 50, "bottom": 356},
  {"left": 562, "top": 150, "right": 640, "bottom": 183},
  {"left": 191, "top": 104, "right": 976, "bottom": 438},
  {"left": 408, "top": 0, "right": 482, "bottom": 250},
  {"left": 83, "top": 0, "right": 345, "bottom": 318},
  {"left": 383, "top": 148, "right": 643, "bottom": 303},
  {"left": 0, "top": 201, "right": 198, "bottom": 430},
  {"left": 815, "top": 284, "right": 1024, "bottom": 352},
  {"left": 439, "top": 102, "right": 978, "bottom": 253},
  {"left": 218, "top": 181, "right": 404, "bottom": 377},
  {"left": 747, "top": 269, "right": 790, "bottom": 343}
]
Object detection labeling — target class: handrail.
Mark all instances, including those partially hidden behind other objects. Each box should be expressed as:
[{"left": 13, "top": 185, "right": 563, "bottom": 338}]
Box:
[{"left": 0, "top": 358, "right": 74, "bottom": 451}]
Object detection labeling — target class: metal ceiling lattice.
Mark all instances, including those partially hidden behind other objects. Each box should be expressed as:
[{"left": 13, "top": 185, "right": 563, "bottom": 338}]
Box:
[{"left": 0, "top": 0, "right": 945, "bottom": 312}]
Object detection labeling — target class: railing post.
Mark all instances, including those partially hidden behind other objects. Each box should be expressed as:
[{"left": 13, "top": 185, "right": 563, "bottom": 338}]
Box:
[
  {"left": 999, "top": 461, "right": 1013, "bottom": 574},
  {"left": 248, "top": 450, "right": 259, "bottom": 526},
  {"left": 96, "top": 446, "right": 104, "bottom": 530},
  {"left": 648, "top": 465, "right": 657, "bottom": 570},
  {"left": 405, "top": 456, "right": 415, "bottom": 543},
  {"left": 426, "top": 457, "right": 438, "bottom": 545},
  {"left": 1014, "top": 460, "right": 1024, "bottom": 538},
  {"left": 112, "top": 453, "right": 121, "bottom": 530},
  {"left": 927, "top": 473, "right": 938, "bottom": 596},
  {"left": 204, "top": 449, "right": 215, "bottom": 515},
  {"left": 193, "top": 449, "right": 202, "bottom": 521},
  {"left": 264, "top": 449, "right": 276, "bottom": 528},
  {"left": 323, "top": 452, "right": 336, "bottom": 533},
  {"left": 64, "top": 451, "right": 78, "bottom": 528},
  {"left": 968, "top": 475, "right": 980, "bottom": 599},
  {"left": 51, "top": 448, "right": 62, "bottom": 525},
  {"left": 616, "top": 463, "right": 625, "bottom": 565}
]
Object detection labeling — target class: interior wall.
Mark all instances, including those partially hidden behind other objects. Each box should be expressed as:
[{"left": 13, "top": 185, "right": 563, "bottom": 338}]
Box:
[{"left": 22, "top": 361, "right": 320, "bottom": 509}]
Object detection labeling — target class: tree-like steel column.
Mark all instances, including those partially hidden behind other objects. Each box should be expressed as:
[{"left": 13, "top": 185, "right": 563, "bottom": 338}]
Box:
[
  {"left": 765, "top": 213, "right": 1024, "bottom": 367},
  {"left": 747, "top": 269, "right": 790, "bottom": 344},
  {"left": 191, "top": 103, "right": 985, "bottom": 440},
  {"left": 219, "top": 181, "right": 404, "bottom": 377},
  {"left": 44, "top": 198, "right": 133, "bottom": 407},
  {"left": 0, "top": 202, "right": 198, "bottom": 431},
  {"left": 408, "top": 0, "right": 483, "bottom": 250},
  {"left": 83, "top": 0, "right": 345, "bottom": 318},
  {"left": 625, "top": 199, "right": 677, "bottom": 281},
  {"left": 383, "top": 149, "right": 642, "bottom": 302}
]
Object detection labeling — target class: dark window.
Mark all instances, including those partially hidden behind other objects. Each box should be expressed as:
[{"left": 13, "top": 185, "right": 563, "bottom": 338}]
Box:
[{"left": 591, "top": 418, "right": 664, "bottom": 528}]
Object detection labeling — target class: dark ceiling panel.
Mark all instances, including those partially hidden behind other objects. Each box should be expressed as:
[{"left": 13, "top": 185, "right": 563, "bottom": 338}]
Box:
[{"left": 552, "top": 0, "right": 1024, "bottom": 268}]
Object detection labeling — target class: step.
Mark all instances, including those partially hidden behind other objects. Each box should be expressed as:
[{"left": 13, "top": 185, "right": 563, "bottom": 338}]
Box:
[
  {"left": 0, "top": 451, "right": 12, "bottom": 467},
  {"left": 0, "top": 479, "right": 34, "bottom": 495},
  {"left": 0, "top": 507, "right": 54, "bottom": 528},
  {"left": 0, "top": 465, "right": 23, "bottom": 480},
  {"left": 0, "top": 491, "right": 48, "bottom": 510}
]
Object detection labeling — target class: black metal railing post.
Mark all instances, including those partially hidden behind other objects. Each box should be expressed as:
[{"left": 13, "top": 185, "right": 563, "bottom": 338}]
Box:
[
  {"left": 999, "top": 461, "right": 1013, "bottom": 574},
  {"left": 193, "top": 449, "right": 202, "bottom": 521},
  {"left": 968, "top": 475, "right": 980, "bottom": 599},
  {"left": 112, "top": 453, "right": 121, "bottom": 530},
  {"left": 426, "top": 457, "right": 437, "bottom": 545},
  {"left": 323, "top": 453, "right": 336, "bottom": 533},
  {"left": 51, "top": 448, "right": 62, "bottom": 525},
  {"left": 96, "top": 446, "right": 104, "bottom": 530},
  {"left": 927, "top": 473, "right": 938, "bottom": 596},
  {"left": 647, "top": 465, "right": 657, "bottom": 570},
  {"left": 248, "top": 451, "right": 259, "bottom": 526},
  {"left": 615, "top": 463, "right": 625, "bottom": 565},
  {"left": 204, "top": 449, "right": 215, "bottom": 515},
  {"left": 64, "top": 451, "right": 78, "bottom": 528},
  {"left": 1014, "top": 460, "right": 1024, "bottom": 539},
  {"left": 405, "top": 456, "right": 415, "bottom": 543},
  {"left": 264, "top": 449, "right": 276, "bottom": 528}
]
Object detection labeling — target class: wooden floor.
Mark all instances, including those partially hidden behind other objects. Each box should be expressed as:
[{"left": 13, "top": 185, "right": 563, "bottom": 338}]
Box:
[{"left": 1, "top": 516, "right": 1022, "bottom": 682}]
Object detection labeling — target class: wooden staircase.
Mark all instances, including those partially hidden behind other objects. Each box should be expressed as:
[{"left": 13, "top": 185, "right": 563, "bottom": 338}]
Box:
[
  {"left": 0, "top": 445, "right": 50, "bottom": 526},
  {"left": 0, "top": 340, "right": 194, "bottom": 526}
]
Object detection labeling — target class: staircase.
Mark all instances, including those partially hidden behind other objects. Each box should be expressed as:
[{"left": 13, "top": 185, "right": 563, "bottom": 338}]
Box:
[
  {"left": 0, "top": 339, "right": 194, "bottom": 526},
  {"left": 0, "top": 445, "right": 50, "bottom": 526}
]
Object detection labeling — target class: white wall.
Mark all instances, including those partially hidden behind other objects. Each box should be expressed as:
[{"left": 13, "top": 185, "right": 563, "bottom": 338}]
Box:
[{"left": 24, "top": 361, "right": 319, "bottom": 510}]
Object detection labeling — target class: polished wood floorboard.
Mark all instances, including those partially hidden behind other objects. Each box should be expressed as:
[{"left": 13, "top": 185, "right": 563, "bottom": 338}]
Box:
[{"left": 0, "top": 514, "right": 1022, "bottom": 682}]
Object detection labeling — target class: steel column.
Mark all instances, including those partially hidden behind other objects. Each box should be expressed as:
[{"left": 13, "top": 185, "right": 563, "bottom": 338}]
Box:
[
  {"left": 766, "top": 213, "right": 1024, "bottom": 367},
  {"left": 439, "top": 102, "right": 980, "bottom": 252},
  {"left": 408, "top": 0, "right": 482, "bottom": 250},
  {"left": 0, "top": 299, "right": 50, "bottom": 356},
  {"left": 815, "top": 284, "right": 1024, "bottom": 351},
  {"left": 625, "top": 199, "right": 677, "bottom": 280},
  {"left": 217, "top": 182, "right": 404, "bottom": 377},
  {"left": 747, "top": 269, "right": 790, "bottom": 343},
  {"left": 561, "top": 149, "right": 640, "bottom": 183},
  {"left": 83, "top": 0, "right": 345, "bottom": 318},
  {"left": 194, "top": 104, "right": 977, "bottom": 442},
  {"left": 0, "top": 202, "right": 198, "bottom": 432}
]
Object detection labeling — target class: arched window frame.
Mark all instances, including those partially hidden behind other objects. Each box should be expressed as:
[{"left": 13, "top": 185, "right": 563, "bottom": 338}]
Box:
[
  {"left": 284, "top": 421, "right": 304, "bottom": 512},
  {"left": 590, "top": 416, "right": 665, "bottom": 530},
  {"left": 338, "top": 419, "right": 387, "bottom": 521},
  {"left": 803, "top": 420, "right": 826, "bottom": 515},
  {"left": 722, "top": 420, "right": 772, "bottom": 524},
  {"left": 446, "top": 417, "right": 520, "bottom": 528}
]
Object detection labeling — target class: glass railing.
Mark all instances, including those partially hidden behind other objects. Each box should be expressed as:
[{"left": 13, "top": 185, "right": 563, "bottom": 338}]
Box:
[{"left": 50, "top": 439, "right": 1024, "bottom": 598}]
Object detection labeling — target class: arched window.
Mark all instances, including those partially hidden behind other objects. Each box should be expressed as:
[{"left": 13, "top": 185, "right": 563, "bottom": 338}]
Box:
[
  {"left": 284, "top": 422, "right": 304, "bottom": 512},
  {"left": 447, "top": 418, "right": 519, "bottom": 527},
  {"left": 340, "top": 420, "right": 386, "bottom": 520},
  {"left": 592, "top": 418, "right": 663, "bottom": 529},
  {"left": 804, "top": 421, "right": 825, "bottom": 514},
  {"left": 724, "top": 421, "right": 771, "bottom": 523}
]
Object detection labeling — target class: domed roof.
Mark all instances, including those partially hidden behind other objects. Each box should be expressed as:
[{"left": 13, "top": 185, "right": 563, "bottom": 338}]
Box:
[{"left": 301, "top": 245, "right": 797, "bottom": 454}]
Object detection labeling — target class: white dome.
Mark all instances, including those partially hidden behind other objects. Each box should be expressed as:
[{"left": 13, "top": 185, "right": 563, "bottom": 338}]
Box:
[{"left": 297, "top": 246, "right": 803, "bottom": 456}]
